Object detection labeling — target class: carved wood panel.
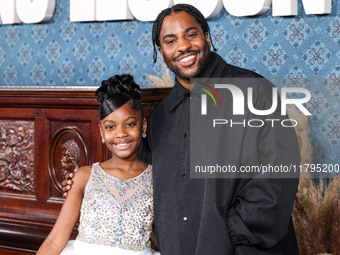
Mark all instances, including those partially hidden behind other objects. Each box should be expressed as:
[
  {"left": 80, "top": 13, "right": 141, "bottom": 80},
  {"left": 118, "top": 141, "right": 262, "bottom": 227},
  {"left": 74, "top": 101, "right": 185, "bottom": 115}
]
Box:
[
  {"left": 49, "top": 125, "right": 90, "bottom": 197},
  {"left": 0, "top": 120, "right": 35, "bottom": 194}
]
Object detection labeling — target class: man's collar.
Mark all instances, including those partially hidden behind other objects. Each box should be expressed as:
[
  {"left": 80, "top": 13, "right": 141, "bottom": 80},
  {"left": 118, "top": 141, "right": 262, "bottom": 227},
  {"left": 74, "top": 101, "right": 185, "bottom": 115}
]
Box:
[
  {"left": 198, "top": 52, "right": 227, "bottom": 79},
  {"left": 167, "top": 79, "right": 190, "bottom": 112}
]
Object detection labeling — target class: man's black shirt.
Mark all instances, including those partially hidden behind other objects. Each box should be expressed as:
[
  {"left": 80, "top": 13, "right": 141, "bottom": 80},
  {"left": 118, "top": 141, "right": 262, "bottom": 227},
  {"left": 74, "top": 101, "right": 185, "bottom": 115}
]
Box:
[{"left": 140, "top": 52, "right": 300, "bottom": 255}]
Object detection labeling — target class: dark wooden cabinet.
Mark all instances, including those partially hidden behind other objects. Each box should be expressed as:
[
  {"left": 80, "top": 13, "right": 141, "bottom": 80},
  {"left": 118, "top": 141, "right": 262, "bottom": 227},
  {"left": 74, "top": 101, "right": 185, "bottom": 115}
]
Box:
[{"left": 0, "top": 88, "right": 170, "bottom": 253}]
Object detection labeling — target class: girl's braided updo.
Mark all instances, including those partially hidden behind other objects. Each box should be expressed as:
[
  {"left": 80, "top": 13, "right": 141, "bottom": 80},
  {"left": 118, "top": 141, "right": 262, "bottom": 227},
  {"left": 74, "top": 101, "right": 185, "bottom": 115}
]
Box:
[{"left": 95, "top": 74, "right": 143, "bottom": 120}]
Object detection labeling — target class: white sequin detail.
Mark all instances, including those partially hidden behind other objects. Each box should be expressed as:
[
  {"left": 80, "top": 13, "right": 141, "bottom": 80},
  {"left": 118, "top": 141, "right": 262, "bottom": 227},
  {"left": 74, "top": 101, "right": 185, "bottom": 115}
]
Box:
[{"left": 77, "top": 163, "right": 153, "bottom": 251}]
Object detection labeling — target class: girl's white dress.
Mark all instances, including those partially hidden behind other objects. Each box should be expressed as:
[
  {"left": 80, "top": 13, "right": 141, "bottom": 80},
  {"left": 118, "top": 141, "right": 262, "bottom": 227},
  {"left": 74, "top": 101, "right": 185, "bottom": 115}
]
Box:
[{"left": 60, "top": 163, "right": 160, "bottom": 255}]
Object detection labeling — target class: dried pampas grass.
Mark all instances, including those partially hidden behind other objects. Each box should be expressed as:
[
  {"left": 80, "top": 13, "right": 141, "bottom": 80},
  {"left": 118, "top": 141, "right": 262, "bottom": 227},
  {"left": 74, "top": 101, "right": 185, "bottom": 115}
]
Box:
[
  {"left": 145, "top": 62, "right": 174, "bottom": 88},
  {"left": 332, "top": 195, "right": 340, "bottom": 255},
  {"left": 289, "top": 105, "right": 340, "bottom": 255},
  {"left": 293, "top": 176, "right": 340, "bottom": 255}
]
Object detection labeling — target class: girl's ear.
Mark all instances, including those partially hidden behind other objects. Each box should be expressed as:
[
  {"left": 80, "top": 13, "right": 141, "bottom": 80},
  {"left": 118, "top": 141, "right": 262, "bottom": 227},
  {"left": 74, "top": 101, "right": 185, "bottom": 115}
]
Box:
[
  {"left": 99, "top": 123, "right": 104, "bottom": 140},
  {"left": 142, "top": 118, "right": 147, "bottom": 135}
]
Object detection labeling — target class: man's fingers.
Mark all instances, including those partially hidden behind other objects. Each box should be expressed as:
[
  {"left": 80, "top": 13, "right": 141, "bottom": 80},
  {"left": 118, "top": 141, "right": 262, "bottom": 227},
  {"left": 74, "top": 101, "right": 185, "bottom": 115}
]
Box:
[
  {"left": 65, "top": 172, "right": 74, "bottom": 179},
  {"left": 62, "top": 179, "right": 72, "bottom": 185},
  {"left": 61, "top": 171, "right": 75, "bottom": 197},
  {"left": 62, "top": 184, "right": 71, "bottom": 192}
]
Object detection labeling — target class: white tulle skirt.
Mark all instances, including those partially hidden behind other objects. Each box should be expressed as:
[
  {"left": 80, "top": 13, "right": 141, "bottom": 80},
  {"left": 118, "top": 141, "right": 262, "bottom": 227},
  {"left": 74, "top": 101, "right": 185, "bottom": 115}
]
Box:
[{"left": 60, "top": 240, "right": 160, "bottom": 255}]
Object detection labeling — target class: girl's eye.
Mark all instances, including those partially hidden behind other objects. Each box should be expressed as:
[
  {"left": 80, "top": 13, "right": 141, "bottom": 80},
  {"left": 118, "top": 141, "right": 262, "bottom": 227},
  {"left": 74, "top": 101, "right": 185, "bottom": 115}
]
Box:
[
  {"left": 127, "top": 122, "right": 136, "bottom": 127},
  {"left": 105, "top": 125, "right": 114, "bottom": 130},
  {"left": 188, "top": 33, "right": 197, "bottom": 38}
]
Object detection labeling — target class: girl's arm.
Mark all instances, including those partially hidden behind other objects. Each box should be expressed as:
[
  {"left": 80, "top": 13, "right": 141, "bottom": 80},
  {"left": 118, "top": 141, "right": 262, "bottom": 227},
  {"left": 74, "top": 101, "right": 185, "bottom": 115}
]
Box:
[{"left": 36, "top": 166, "right": 92, "bottom": 255}]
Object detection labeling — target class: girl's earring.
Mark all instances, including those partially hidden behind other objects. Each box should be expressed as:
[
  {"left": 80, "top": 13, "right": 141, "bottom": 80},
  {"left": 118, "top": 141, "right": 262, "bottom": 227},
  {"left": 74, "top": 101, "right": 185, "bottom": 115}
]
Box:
[
  {"left": 142, "top": 133, "right": 147, "bottom": 138},
  {"left": 102, "top": 138, "right": 105, "bottom": 144}
]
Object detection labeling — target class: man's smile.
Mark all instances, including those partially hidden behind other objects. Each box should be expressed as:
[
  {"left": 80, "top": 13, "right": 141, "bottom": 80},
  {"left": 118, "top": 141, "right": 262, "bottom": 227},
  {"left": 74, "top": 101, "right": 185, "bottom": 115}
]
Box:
[
  {"left": 177, "top": 54, "right": 197, "bottom": 67},
  {"left": 175, "top": 51, "right": 200, "bottom": 68}
]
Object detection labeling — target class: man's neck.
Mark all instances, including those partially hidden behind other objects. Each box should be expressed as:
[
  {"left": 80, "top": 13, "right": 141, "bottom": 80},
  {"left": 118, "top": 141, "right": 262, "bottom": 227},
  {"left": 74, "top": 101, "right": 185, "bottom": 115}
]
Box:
[{"left": 176, "top": 76, "right": 191, "bottom": 91}]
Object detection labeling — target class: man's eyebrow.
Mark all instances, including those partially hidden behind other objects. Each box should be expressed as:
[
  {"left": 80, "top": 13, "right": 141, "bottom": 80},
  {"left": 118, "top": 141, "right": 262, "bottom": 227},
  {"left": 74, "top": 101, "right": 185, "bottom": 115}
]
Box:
[
  {"left": 162, "top": 27, "right": 199, "bottom": 41},
  {"left": 184, "top": 27, "right": 199, "bottom": 33},
  {"left": 162, "top": 33, "right": 175, "bottom": 41}
]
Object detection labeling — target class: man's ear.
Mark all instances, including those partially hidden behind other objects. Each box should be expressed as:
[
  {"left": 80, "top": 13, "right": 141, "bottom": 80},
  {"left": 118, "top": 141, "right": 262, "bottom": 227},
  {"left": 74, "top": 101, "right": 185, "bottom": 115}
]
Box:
[
  {"left": 158, "top": 46, "right": 164, "bottom": 61},
  {"left": 205, "top": 32, "right": 211, "bottom": 49}
]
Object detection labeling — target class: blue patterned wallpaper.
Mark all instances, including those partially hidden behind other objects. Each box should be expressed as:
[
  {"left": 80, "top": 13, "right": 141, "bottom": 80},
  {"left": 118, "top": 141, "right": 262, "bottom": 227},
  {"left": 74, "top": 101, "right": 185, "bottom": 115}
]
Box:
[{"left": 0, "top": 0, "right": 339, "bottom": 175}]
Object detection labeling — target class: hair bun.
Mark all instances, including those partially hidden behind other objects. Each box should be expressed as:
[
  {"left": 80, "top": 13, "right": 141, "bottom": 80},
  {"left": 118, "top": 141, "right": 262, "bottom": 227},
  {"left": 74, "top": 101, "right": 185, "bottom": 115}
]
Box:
[{"left": 96, "top": 74, "right": 141, "bottom": 103}]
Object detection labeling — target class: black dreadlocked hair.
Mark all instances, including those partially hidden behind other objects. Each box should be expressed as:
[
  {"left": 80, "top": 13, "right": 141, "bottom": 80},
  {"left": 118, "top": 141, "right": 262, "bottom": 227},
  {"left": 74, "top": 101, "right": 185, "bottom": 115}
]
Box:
[{"left": 152, "top": 3, "right": 217, "bottom": 63}]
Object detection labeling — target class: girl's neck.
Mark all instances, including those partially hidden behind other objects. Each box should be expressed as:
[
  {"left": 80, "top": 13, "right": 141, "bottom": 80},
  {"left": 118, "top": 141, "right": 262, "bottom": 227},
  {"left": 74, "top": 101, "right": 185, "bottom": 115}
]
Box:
[
  {"left": 108, "top": 154, "right": 145, "bottom": 170},
  {"left": 100, "top": 155, "right": 147, "bottom": 181}
]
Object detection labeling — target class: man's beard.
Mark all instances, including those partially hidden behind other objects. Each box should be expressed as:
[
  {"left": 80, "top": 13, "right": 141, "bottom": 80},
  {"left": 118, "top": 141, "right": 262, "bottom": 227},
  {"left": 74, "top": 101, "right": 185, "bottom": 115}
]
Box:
[{"left": 163, "top": 41, "right": 210, "bottom": 81}]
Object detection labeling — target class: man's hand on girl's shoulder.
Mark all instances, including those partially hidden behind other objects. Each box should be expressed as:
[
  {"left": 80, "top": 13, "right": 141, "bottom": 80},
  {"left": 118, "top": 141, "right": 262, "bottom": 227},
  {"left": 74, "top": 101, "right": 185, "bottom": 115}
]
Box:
[{"left": 61, "top": 170, "right": 77, "bottom": 198}]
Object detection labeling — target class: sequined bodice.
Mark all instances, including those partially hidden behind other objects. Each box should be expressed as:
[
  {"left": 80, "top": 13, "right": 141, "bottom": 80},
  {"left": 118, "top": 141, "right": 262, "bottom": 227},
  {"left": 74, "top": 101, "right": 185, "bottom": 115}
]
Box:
[{"left": 77, "top": 163, "right": 153, "bottom": 251}]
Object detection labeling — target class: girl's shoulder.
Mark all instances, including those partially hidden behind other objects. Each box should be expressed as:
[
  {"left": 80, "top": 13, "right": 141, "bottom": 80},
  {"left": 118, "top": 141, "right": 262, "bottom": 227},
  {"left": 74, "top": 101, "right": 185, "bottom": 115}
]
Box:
[
  {"left": 75, "top": 165, "right": 92, "bottom": 174},
  {"left": 75, "top": 165, "right": 92, "bottom": 178},
  {"left": 72, "top": 165, "right": 93, "bottom": 192}
]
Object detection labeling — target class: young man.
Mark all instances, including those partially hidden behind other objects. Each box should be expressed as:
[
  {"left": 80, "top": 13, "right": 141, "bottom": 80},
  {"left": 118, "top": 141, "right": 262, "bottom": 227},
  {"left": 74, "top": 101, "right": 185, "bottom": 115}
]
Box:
[
  {"left": 142, "top": 4, "right": 300, "bottom": 255},
  {"left": 64, "top": 4, "right": 301, "bottom": 254}
]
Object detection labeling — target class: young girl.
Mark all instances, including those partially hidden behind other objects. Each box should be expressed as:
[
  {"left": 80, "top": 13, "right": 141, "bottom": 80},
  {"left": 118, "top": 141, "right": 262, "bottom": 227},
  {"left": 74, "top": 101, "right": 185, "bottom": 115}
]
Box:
[{"left": 37, "top": 74, "right": 158, "bottom": 255}]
